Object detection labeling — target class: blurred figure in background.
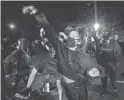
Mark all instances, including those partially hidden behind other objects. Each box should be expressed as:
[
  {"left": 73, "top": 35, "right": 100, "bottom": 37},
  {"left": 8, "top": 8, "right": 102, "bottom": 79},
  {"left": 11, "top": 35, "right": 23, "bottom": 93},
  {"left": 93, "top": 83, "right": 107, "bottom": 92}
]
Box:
[{"left": 93, "top": 28, "right": 119, "bottom": 99}]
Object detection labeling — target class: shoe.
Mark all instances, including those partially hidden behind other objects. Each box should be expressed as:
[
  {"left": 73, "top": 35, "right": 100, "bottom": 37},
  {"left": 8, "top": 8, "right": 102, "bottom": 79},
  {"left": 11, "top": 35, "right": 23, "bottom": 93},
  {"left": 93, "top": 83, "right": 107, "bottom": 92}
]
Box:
[
  {"left": 101, "top": 89, "right": 109, "bottom": 96},
  {"left": 15, "top": 93, "right": 29, "bottom": 99},
  {"left": 112, "top": 90, "right": 119, "bottom": 99},
  {"left": 15, "top": 88, "right": 30, "bottom": 99}
]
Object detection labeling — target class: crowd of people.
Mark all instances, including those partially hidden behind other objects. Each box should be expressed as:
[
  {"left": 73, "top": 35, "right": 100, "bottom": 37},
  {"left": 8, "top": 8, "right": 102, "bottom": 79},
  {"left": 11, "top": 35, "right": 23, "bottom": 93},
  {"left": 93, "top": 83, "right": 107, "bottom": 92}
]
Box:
[{"left": 2, "top": 5, "right": 124, "bottom": 100}]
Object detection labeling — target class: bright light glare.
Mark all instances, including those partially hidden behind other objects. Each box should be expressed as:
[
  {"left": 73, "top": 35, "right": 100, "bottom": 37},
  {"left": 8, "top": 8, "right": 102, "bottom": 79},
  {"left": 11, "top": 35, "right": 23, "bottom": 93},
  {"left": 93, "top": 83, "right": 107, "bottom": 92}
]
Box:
[
  {"left": 94, "top": 23, "right": 100, "bottom": 31},
  {"left": 9, "top": 24, "right": 15, "bottom": 29}
]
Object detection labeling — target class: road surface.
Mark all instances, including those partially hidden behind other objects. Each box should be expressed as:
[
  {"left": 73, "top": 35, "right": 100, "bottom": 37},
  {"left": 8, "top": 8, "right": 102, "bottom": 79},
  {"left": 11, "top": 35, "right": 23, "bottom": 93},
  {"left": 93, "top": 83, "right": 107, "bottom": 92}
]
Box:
[{"left": 3, "top": 55, "right": 124, "bottom": 100}]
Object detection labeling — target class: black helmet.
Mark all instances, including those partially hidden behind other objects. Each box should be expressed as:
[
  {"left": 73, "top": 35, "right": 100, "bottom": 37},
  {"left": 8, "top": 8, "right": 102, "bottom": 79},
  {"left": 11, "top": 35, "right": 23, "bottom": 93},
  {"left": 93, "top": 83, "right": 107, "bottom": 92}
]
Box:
[
  {"left": 64, "top": 26, "right": 73, "bottom": 35},
  {"left": 102, "top": 28, "right": 112, "bottom": 40}
]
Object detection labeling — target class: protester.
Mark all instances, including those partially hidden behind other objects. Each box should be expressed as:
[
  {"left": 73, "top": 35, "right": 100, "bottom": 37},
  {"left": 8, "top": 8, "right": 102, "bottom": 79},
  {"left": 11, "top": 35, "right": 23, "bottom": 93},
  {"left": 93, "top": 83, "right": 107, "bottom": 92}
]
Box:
[
  {"left": 93, "top": 28, "right": 119, "bottom": 99},
  {"left": 22, "top": 5, "right": 89, "bottom": 100},
  {"left": 3, "top": 38, "right": 31, "bottom": 95}
]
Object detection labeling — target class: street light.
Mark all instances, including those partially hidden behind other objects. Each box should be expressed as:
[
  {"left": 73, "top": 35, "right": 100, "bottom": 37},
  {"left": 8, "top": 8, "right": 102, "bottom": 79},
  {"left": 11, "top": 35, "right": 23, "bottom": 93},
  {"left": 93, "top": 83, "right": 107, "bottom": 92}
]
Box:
[
  {"left": 9, "top": 23, "right": 15, "bottom": 29},
  {"left": 94, "top": 23, "right": 100, "bottom": 31},
  {"left": 8, "top": 23, "right": 25, "bottom": 38}
]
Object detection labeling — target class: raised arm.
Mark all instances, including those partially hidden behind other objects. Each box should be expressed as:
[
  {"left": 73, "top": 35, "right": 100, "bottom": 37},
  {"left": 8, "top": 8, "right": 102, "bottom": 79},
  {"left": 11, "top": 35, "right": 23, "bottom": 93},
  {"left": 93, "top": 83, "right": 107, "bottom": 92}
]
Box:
[
  {"left": 22, "top": 6, "right": 58, "bottom": 50},
  {"left": 22, "top": 6, "right": 80, "bottom": 81}
]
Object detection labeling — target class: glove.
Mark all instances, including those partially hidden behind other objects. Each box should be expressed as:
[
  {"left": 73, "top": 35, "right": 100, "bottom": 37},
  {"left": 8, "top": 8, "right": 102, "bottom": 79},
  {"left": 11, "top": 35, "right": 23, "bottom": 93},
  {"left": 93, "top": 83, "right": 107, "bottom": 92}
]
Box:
[{"left": 22, "top": 5, "right": 38, "bottom": 15}]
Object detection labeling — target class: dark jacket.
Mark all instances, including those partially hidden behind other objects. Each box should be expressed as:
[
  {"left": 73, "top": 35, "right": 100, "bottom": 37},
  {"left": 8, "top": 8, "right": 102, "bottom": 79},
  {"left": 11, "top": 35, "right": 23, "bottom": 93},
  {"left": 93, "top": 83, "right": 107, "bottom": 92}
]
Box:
[{"left": 32, "top": 11, "right": 83, "bottom": 81}]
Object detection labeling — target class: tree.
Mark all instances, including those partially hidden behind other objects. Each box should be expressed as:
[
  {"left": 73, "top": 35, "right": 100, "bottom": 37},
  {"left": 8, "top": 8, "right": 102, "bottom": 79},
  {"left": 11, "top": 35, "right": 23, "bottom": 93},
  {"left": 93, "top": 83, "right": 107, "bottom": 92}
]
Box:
[{"left": 76, "top": 1, "right": 124, "bottom": 37}]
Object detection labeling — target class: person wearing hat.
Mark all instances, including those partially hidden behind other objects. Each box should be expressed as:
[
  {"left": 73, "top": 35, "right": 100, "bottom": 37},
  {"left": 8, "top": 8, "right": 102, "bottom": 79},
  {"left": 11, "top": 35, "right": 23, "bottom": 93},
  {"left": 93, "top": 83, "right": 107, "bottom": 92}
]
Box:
[
  {"left": 22, "top": 5, "right": 89, "bottom": 100},
  {"left": 94, "top": 28, "right": 119, "bottom": 99}
]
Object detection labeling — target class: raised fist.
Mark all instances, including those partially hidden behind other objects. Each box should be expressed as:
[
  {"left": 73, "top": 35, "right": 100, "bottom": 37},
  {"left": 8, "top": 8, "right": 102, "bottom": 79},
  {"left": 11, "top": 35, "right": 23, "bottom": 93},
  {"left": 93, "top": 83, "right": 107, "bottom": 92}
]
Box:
[
  {"left": 59, "top": 32, "right": 68, "bottom": 40},
  {"left": 22, "top": 5, "right": 38, "bottom": 15}
]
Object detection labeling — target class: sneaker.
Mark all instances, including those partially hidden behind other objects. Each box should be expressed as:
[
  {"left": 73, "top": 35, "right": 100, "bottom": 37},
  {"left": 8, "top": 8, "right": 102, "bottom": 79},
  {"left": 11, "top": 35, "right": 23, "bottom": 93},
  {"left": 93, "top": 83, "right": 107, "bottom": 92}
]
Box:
[
  {"left": 112, "top": 90, "right": 119, "bottom": 99},
  {"left": 101, "top": 89, "right": 109, "bottom": 96},
  {"left": 15, "top": 93, "right": 29, "bottom": 99},
  {"left": 15, "top": 88, "right": 30, "bottom": 99}
]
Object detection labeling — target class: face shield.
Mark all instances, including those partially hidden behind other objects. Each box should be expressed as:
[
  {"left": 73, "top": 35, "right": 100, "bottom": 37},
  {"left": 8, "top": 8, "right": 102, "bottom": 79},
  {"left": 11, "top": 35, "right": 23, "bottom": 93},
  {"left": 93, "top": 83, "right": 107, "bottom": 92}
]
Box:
[
  {"left": 68, "top": 31, "right": 80, "bottom": 39},
  {"left": 69, "top": 31, "right": 82, "bottom": 45}
]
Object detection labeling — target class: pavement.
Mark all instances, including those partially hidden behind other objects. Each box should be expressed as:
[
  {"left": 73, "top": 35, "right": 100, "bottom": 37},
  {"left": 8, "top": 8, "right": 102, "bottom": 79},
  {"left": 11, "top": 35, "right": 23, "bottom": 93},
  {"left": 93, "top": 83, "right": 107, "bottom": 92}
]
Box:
[
  {"left": 87, "top": 55, "right": 124, "bottom": 100},
  {"left": 3, "top": 55, "right": 124, "bottom": 100}
]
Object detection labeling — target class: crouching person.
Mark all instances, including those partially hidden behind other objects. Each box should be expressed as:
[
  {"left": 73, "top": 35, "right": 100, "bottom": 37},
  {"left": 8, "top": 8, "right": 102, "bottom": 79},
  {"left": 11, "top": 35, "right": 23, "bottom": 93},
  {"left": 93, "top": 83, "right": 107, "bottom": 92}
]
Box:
[{"left": 15, "top": 53, "right": 67, "bottom": 100}]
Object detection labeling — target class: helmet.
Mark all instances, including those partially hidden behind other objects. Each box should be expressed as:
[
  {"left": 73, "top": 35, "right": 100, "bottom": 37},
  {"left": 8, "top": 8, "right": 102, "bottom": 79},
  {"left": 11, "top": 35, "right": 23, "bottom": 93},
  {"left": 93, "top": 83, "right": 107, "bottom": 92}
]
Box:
[
  {"left": 18, "top": 38, "right": 31, "bottom": 50},
  {"left": 68, "top": 30, "right": 80, "bottom": 40},
  {"left": 64, "top": 26, "right": 73, "bottom": 35}
]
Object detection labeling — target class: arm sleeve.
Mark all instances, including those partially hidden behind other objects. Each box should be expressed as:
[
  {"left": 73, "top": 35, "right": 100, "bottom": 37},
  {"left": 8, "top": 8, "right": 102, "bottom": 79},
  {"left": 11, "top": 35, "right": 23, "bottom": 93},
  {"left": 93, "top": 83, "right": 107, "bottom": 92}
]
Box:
[
  {"left": 33, "top": 12, "right": 68, "bottom": 62},
  {"left": 32, "top": 11, "right": 80, "bottom": 81},
  {"left": 34, "top": 12, "right": 58, "bottom": 49}
]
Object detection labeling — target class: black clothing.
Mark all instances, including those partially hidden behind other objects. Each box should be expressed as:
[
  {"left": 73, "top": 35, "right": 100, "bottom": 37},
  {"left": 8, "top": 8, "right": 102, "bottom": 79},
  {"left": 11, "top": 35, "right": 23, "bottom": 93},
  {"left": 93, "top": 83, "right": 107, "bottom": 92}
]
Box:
[
  {"left": 99, "top": 52, "right": 117, "bottom": 90},
  {"left": 91, "top": 34, "right": 118, "bottom": 91},
  {"left": 33, "top": 11, "right": 88, "bottom": 100},
  {"left": 33, "top": 12, "right": 83, "bottom": 81},
  {"left": 63, "top": 82, "right": 88, "bottom": 100},
  {"left": 29, "top": 53, "right": 57, "bottom": 74},
  {"left": 93, "top": 36, "right": 118, "bottom": 91},
  {"left": 31, "top": 41, "right": 49, "bottom": 55},
  {"left": 118, "top": 41, "right": 124, "bottom": 53},
  {"left": 4, "top": 49, "right": 29, "bottom": 76},
  {"left": 3, "top": 49, "right": 30, "bottom": 95}
]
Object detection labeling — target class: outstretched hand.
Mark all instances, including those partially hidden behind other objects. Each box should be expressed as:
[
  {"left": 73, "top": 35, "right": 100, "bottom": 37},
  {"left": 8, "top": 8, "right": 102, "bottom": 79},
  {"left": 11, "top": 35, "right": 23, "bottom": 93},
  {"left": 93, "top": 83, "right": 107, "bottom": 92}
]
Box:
[{"left": 22, "top": 5, "right": 38, "bottom": 15}]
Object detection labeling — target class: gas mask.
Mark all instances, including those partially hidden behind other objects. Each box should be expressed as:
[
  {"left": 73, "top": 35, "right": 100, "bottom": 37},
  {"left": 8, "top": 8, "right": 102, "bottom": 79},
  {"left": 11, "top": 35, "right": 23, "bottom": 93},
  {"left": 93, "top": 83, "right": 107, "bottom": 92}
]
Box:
[{"left": 66, "top": 31, "right": 82, "bottom": 48}]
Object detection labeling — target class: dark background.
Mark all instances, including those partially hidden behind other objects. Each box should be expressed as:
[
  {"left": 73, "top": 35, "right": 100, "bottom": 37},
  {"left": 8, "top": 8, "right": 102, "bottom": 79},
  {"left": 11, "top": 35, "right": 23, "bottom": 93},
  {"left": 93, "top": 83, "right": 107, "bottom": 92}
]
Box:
[
  {"left": 2, "top": 1, "right": 124, "bottom": 41},
  {"left": 1, "top": 2, "right": 124, "bottom": 100}
]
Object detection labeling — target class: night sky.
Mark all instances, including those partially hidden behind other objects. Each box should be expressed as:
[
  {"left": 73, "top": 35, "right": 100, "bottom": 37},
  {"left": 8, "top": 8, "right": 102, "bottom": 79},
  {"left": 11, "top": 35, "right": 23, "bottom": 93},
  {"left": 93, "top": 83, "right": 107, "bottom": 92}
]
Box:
[{"left": 2, "top": 1, "right": 124, "bottom": 41}]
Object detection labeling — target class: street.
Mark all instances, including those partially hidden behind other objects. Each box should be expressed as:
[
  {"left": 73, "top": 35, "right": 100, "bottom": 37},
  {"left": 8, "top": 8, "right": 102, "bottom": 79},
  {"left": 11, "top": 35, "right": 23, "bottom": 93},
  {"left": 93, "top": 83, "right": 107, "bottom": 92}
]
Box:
[
  {"left": 3, "top": 55, "right": 124, "bottom": 100},
  {"left": 88, "top": 55, "right": 124, "bottom": 100}
]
